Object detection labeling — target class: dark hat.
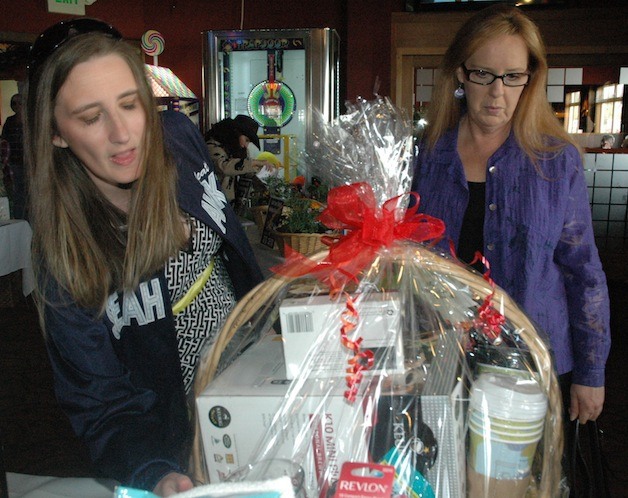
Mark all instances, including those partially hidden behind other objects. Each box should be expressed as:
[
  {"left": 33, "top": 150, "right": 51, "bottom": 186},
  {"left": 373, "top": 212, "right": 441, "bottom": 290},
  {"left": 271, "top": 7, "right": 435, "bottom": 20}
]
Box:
[{"left": 232, "top": 114, "right": 260, "bottom": 149}]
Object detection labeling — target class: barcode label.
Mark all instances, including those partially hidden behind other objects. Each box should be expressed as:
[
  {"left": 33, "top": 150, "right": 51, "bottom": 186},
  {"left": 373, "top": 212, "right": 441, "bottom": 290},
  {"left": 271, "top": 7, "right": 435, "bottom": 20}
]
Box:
[{"left": 286, "top": 312, "right": 314, "bottom": 333}]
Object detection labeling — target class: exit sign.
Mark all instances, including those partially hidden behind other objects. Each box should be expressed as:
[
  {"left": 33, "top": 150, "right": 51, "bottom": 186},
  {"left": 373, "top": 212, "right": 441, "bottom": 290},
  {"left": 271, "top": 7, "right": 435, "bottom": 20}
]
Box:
[{"left": 47, "top": 0, "right": 86, "bottom": 15}]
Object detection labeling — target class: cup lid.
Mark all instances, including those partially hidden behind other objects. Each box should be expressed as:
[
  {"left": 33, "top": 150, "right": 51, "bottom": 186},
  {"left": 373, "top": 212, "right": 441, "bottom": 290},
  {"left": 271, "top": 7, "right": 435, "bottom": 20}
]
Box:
[{"left": 470, "top": 373, "right": 548, "bottom": 421}]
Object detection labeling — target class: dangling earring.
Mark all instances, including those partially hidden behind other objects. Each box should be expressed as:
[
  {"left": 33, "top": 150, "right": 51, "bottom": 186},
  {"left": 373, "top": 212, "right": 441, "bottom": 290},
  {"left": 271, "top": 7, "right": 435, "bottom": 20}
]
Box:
[{"left": 454, "top": 84, "right": 465, "bottom": 99}]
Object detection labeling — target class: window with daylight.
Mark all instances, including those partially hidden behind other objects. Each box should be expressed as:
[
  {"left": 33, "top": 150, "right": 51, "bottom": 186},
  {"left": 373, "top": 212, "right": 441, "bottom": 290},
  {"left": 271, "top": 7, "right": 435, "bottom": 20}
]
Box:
[
  {"left": 565, "top": 91, "right": 581, "bottom": 134},
  {"left": 595, "top": 84, "right": 623, "bottom": 133}
]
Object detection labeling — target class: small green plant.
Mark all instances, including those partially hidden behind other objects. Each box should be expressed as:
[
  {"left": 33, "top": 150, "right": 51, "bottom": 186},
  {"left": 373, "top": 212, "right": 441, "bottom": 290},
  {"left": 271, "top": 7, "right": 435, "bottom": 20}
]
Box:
[
  {"left": 278, "top": 197, "right": 327, "bottom": 234},
  {"left": 263, "top": 176, "right": 330, "bottom": 234},
  {"left": 265, "top": 176, "right": 294, "bottom": 200}
]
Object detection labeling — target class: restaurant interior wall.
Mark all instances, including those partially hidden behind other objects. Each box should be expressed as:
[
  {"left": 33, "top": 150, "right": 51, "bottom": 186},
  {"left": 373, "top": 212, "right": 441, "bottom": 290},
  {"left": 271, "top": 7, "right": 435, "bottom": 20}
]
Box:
[
  {"left": 1, "top": 0, "right": 623, "bottom": 124},
  {"left": 0, "top": 0, "right": 406, "bottom": 120}
]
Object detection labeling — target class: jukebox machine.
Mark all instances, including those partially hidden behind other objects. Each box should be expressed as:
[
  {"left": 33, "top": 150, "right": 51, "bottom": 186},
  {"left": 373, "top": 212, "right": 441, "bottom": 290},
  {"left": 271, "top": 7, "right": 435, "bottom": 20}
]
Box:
[{"left": 202, "top": 28, "right": 340, "bottom": 181}]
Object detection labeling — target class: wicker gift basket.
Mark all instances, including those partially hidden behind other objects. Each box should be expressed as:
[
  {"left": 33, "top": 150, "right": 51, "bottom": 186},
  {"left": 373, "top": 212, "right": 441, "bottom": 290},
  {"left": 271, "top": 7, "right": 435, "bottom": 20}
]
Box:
[
  {"left": 250, "top": 204, "right": 333, "bottom": 256},
  {"left": 191, "top": 97, "right": 565, "bottom": 497},
  {"left": 191, "top": 241, "right": 564, "bottom": 497},
  {"left": 271, "top": 230, "right": 332, "bottom": 257}
]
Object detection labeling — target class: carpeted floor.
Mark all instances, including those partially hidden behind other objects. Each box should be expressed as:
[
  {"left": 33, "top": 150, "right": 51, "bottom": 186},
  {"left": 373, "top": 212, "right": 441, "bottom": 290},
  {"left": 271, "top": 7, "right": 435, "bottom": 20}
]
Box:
[{"left": 0, "top": 272, "right": 626, "bottom": 496}]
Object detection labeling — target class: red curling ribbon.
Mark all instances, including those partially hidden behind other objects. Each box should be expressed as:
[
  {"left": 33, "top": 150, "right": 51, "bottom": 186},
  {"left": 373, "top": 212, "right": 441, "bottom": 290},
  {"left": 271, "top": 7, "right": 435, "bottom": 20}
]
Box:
[
  {"left": 336, "top": 292, "right": 375, "bottom": 401},
  {"left": 270, "top": 182, "right": 445, "bottom": 402},
  {"left": 469, "top": 251, "right": 506, "bottom": 343},
  {"left": 447, "top": 242, "right": 506, "bottom": 342}
]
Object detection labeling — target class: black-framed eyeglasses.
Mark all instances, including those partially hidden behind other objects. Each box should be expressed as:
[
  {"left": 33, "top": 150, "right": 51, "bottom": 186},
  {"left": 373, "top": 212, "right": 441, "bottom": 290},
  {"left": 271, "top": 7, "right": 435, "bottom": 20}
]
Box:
[
  {"left": 28, "top": 18, "right": 122, "bottom": 80},
  {"left": 461, "top": 63, "right": 530, "bottom": 87}
]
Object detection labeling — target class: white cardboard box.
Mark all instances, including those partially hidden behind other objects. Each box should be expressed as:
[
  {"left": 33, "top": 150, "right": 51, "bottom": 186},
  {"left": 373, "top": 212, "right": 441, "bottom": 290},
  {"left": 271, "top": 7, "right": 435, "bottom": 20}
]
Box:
[
  {"left": 197, "top": 333, "right": 465, "bottom": 498},
  {"left": 278, "top": 293, "right": 403, "bottom": 379},
  {"left": 196, "top": 334, "right": 372, "bottom": 495}
]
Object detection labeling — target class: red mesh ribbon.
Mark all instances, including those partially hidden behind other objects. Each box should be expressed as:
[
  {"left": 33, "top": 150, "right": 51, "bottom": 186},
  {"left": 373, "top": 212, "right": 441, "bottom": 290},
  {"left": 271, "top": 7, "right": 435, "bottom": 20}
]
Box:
[
  {"left": 272, "top": 182, "right": 445, "bottom": 287},
  {"left": 272, "top": 182, "right": 445, "bottom": 400}
]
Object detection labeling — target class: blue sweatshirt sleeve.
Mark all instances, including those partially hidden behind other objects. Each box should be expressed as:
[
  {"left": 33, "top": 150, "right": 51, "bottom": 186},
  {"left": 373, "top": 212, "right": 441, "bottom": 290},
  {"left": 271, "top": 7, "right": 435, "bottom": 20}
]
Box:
[
  {"left": 43, "top": 278, "right": 190, "bottom": 490},
  {"left": 161, "top": 110, "right": 264, "bottom": 297}
]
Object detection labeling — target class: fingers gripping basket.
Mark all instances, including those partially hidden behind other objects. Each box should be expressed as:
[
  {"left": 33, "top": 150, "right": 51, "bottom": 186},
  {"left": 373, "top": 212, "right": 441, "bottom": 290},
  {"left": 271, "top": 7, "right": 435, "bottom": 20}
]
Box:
[{"left": 190, "top": 244, "right": 564, "bottom": 497}]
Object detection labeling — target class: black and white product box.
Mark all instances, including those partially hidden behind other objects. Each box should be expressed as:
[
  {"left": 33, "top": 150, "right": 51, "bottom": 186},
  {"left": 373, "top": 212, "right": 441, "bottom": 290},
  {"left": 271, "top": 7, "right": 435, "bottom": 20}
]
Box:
[
  {"left": 278, "top": 293, "right": 404, "bottom": 379},
  {"left": 197, "top": 333, "right": 466, "bottom": 498}
]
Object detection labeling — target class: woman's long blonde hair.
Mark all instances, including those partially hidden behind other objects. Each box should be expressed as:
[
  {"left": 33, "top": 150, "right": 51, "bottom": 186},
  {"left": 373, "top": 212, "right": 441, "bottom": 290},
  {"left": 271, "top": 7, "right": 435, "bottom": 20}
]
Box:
[
  {"left": 25, "top": 33, "right": 187, "bottom": 314},
  {"left": 425, "top": 4, "right": 576, "bottom": 159}
]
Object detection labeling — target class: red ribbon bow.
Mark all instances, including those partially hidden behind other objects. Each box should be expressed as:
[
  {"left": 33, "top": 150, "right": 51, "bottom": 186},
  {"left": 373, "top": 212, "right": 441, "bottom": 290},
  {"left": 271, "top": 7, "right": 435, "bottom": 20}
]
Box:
[
  {"left": 272, "top": 182, "right": 446, "bottom": 288},
  {"left": 272, "top": 182, "right": 445, "bottom": 401}
]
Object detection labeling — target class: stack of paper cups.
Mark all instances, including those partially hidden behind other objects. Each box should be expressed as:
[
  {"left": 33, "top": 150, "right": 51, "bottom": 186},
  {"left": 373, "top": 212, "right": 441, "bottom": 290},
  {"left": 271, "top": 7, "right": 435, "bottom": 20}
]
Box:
[{"left": 467, "top": 373, "right": 547, "bottom": 498}]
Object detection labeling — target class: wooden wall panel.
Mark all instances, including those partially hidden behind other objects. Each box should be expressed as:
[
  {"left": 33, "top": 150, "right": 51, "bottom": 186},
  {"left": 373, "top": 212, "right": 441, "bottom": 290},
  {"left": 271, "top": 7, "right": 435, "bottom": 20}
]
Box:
[{"left": 392, "top": 7, "right": 628, "bottom": 114}]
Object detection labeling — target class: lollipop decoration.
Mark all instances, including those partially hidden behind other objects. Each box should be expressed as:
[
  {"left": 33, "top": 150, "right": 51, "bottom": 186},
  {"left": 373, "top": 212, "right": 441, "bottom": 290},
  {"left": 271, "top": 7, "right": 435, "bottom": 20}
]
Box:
[{"left": 141, "top": 29, "right": 165, "bottom": 66}]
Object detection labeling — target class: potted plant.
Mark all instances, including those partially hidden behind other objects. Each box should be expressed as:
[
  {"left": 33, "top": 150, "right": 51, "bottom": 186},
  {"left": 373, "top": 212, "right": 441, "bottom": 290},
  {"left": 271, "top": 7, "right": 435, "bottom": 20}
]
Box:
[
  {"left": 264, "top": 176, "right": 336, "bottom": 256},
  {"left": 248, "top": 175, "right": 292, "bottom": 232}
]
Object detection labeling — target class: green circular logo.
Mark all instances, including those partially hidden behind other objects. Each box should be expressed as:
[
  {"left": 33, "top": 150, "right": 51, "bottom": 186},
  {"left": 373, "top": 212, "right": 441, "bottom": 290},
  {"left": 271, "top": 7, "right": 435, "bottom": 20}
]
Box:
[
  {"left": 208, "top": 405, "right": 231, "bottom": 428},
  {"left": 247, "top": 80, "right": 296, "bottom": 128}
]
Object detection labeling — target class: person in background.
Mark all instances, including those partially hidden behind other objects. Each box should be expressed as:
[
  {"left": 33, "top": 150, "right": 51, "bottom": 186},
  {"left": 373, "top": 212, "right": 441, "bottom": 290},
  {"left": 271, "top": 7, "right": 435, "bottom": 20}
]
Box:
[
  {"left": 600, "top": 134, "right": 615, "bottom": 149},
  {"left": 0, "top": 138, "right": 8, "bottom": 197},
  {"left": 1, "top": 93, "right": 25, "bottom": 218},
  {"left": 205, "top": 114, "right": 276, "bottom": 202},
  {"left": 410, "top": 4, "right": 610, "bottom": 491},
  {"left": 24, "top": 18, "right": 262, "bottom": 496}
]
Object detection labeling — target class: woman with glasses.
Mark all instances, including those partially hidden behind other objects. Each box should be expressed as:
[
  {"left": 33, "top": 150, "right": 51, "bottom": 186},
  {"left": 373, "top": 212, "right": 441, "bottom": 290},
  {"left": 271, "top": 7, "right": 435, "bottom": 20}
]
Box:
[
  {"left": 24, "top": 19, "right": 263, "bottom": 495},
  {"left": 411, "top": 1, "right": 609, "bottom": 463}
]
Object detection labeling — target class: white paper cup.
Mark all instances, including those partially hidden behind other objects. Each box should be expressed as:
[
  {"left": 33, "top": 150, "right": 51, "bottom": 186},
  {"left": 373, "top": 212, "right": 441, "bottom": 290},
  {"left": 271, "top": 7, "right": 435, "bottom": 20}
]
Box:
[
  {"left": 469, "top": 411, "right": 545, "bottom": 433},
  {"left": 466, "top": 373, "right": 548, "bottom": 498}
]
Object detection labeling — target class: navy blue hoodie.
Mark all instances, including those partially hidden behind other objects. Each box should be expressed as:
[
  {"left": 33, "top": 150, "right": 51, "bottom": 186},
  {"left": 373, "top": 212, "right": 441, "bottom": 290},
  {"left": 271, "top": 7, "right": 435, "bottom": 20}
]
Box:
[{"left": 43, "top": 111, "right": 263, "bottom": 490}]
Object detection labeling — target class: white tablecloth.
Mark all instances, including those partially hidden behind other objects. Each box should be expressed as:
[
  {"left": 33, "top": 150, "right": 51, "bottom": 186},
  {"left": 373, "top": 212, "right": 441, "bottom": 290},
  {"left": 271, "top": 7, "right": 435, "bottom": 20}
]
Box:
[
  {"left": 6, "top": 472, "right": 116, "bottom": 498},
  {"left": 0, "top": 220, "right": 35, "bottom": 296}
]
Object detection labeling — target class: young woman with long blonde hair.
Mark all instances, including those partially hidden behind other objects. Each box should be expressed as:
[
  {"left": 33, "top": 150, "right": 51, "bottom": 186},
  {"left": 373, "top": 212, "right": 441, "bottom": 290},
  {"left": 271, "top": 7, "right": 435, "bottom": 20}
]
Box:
[{"left": 25, "top": 19, "right": 262, "bottom": 496}]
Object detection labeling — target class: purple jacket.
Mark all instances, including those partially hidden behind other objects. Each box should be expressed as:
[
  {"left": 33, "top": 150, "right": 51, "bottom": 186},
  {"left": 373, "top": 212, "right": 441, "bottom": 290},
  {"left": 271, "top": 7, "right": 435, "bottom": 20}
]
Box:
[{"left": 411, "top": 127, "right": 610, "bottom": 387}]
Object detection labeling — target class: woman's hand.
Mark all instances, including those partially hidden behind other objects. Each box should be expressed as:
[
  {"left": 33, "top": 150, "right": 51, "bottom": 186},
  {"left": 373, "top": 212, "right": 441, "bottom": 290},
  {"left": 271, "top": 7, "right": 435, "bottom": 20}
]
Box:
[
  {"left": 570, "top": 384, "right": 605, "bottom": 424},
  {"left": 252, "top": 159, "right": 277, "bottom": 172},
  {"left": 252, "top": 161, "right": 279, "bottom": 180},
  {"left": 153, "top": 472, "right": 194, "bottom": 497}
]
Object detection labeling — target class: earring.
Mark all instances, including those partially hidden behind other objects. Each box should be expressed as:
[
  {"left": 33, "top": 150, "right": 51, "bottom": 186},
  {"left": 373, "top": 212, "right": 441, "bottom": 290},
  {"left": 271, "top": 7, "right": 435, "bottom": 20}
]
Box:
[{"left": 454, "top": 84, "right": 465, "bottom": 99}]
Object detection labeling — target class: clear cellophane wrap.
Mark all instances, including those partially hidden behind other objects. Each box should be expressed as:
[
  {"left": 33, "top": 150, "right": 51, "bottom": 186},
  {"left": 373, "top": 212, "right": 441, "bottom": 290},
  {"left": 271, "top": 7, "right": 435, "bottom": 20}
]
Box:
[{"left": 193, "top": 97, "right": 566, "bottom": 498}]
